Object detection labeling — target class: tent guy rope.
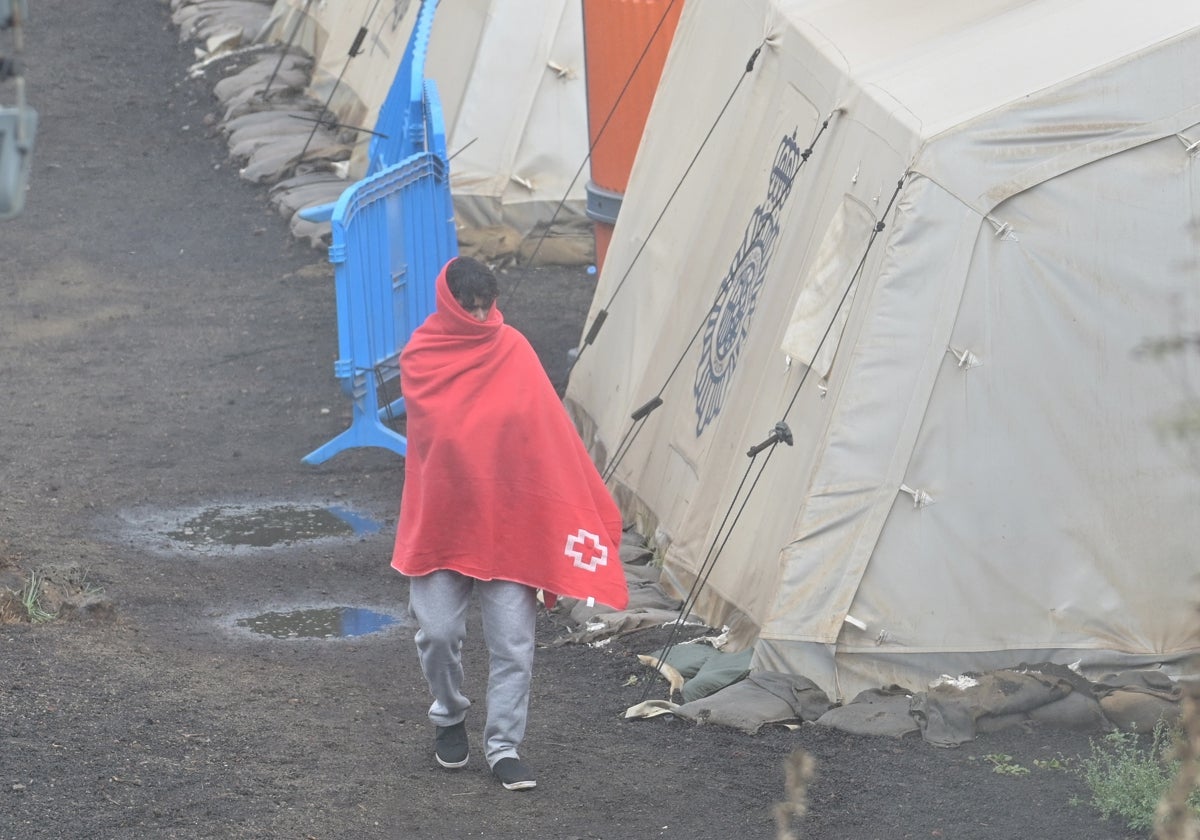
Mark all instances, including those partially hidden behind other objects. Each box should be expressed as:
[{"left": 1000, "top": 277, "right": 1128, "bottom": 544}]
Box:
[
  {"left": 599, "top": 113, "right": 838, "bottom": 484},
  {"left": 505, "top": 0, "right": 683, "bottom": 302},
  {"left": 262, "top": 0, "right": 315, "bottom": 97},
  {"left": 636, "top": 174, "right": 909, "bottom": 703},
  {"left": 565, "top": 39, "right": 769, "bottom": 368},
  {"left": 297, "top": 0, "right": 386, "bottom": 162}
]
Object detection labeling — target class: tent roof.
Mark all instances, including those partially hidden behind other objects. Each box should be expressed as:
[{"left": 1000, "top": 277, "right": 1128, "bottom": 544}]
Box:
[{"left": 787, "top": 0, "right": 1199, "bottom": 139}]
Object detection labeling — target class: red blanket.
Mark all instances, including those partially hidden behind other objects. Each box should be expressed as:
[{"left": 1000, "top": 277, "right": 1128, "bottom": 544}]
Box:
[{"left": 391, "top": 261, "right": 629, "bottom": 611}]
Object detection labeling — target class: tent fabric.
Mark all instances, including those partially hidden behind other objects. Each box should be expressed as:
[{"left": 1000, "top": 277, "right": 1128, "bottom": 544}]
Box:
[
  {"left": 427, "top": 1, "right": 591, "bottom": 235},
  {"left": 650, "top": 645, "right": 756, "bottom": 704},
  {"left": 172, "top": 0, "right": 592, "bottom": 256},
  {"left": 210, "top": 53, "right": 312, "bottom": 118},
  {"left": 172, "top": 0, "right": 272, "bottom": 48},
  {"left": 564, "top": 0, "right": 1200, "bottom": 701},
  {"left": 813, "top": 687, "right": 920, "bottom": 738},
  {"left": 679, "top": 648, "right": 754, "bottom": 703},
  {"left": 254, "top": 0, "right": 591, "bottom": 242},
  {"left": 909, "top": 670, "right": 1076, "bottom": 748},
  {"left": 653, "top": 642, "right": 720, "bottom": 680},
  {"left": 554, "top": 607, "right": 688, "bottom": 646},
  {"left": 631, "top": 661, "right": 1159, "bottom": 743},
  {"left": 262, "top": 0, "right": 415, "bottom": 153},
  {"left": 651, "top": 671, "right": 834, "bottom": 735}
]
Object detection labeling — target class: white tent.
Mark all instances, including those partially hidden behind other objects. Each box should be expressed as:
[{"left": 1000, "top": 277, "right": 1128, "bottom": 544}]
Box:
[
  {"left": 252, "top": 0, "right": 591, "bottom": 252},
  {"left": 565, "top": 0, "right": 1200, "bottom": 701}
]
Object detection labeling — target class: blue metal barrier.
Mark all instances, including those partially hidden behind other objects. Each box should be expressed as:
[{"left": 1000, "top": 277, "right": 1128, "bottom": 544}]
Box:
[
  {"left": 302, "top": 148, "right": 458, "bottom": 464},
  {"left": 1, "top": 0, "right": 35, "bottom": 221},
  {"left": 301, "top": 0, "right": 457, "bottom": 464},
  {"left": 299, "top": 0, "right": 440, "bottom": 224},
  {"left": 0, "top": 105, "right": 36, "bottom": 220},
  {"left": 365, "top": 0, "right": 440, "bottom": 174}
]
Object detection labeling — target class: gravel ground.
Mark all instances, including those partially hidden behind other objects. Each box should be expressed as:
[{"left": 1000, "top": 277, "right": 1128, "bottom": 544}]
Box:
[{"left": 0, "top": 2, "right": 1148, "bottom": 838}]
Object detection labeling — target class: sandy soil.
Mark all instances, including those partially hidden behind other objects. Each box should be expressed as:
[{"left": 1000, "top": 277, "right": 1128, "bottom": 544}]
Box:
[{"left": 0, "top": 2, "right": 1146, "bottom": 838}]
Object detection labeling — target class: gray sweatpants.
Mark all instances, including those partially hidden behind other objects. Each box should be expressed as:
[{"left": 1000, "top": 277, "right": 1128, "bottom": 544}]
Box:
[{"left": 407, "top": 570, "right": 538, "bottom": 766}]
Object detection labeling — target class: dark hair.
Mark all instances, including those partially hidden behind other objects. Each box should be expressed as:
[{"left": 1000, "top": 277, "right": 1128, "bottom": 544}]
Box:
[{"left": 446, "top": 257, "right": 498, "bottom": 306}]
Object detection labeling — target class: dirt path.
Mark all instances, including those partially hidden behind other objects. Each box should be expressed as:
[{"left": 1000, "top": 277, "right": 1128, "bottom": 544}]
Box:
[{"left": 0, "top": 2, "right": 1142, "bottom": 838}]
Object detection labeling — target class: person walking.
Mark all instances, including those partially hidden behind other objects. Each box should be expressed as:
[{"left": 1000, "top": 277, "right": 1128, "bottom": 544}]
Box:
[{"left": 392, "top": 256, "right": 629, "bottom": 791}]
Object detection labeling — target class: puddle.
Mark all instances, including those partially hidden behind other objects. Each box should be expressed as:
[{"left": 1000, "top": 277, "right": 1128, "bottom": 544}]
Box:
[
  {"left": 326, "top": 506, "right": 382, "bottom": 537},
  {"left": 164, "top": 504, "right": 382, "bottom": 548},
  {"left": 235, "top": 607, "right": 403, "bottom": 639}
]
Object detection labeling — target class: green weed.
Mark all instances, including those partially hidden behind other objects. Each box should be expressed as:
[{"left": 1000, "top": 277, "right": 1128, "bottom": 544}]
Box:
[
  {"left": 1076, "top": 718, "right": 1200, "bottom": 833},
  {"left": 14, "top": 569, "right": 57, "bottom": 623},
  {"left": 983, "top": 753, "right": 1030, "bottom": 776},
  {"left": 1034, "top": 757, "right": 1069, "bottom": 771}
]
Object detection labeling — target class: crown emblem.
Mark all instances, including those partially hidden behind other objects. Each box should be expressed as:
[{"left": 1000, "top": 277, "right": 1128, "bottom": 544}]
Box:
[{"left": 766, "top": 130, "right": 802, "bottom": 211}]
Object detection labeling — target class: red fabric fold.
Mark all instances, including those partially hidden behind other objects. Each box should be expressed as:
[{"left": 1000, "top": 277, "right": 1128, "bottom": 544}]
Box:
[{"left": 391, "top": 261, "right": 629, "bottom": 611}]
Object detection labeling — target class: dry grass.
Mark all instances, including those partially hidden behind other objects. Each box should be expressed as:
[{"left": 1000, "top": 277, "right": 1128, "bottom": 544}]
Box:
[
  {"left": 775, "top": 748, "right": 816, "bottom": 840},
  {"left": 1156, "top": 678, "right": 1200, "bottom": 840}
]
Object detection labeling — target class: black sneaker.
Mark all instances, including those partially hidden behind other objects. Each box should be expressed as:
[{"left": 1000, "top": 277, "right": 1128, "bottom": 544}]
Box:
[
  {"left": 491, "top": 757, "right": 536, "bottom": 791},
  {"left": 434, "top": 721, "right": 468, "bottom": 769}
]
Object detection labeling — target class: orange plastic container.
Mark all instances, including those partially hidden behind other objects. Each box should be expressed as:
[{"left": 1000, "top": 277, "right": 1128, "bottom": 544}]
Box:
[{"left": 583, "top": 0, "right": 684, "bottom": 270}]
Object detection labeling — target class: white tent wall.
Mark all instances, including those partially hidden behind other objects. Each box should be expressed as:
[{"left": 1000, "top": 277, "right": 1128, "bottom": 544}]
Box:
[
  {"left": 431, "top": 2, "right": 591, "bottom": 237},
  {"left": 258, "top": 0, "right": 590, "bottom": 245},
  {"left": 758, "top": 15, "right": 1200, "bottom": 698},
  {"left": 566, "top": 0, "right": 1200, "bottom": 701},
  {"left": 259, "top": 0, "right": 422, "bottom": 169},
  {"left": 761, "top": 129, "right": 1200, "bottom": 696},
  {"left": 257, "top": 0, "right": 332, "bottom": 61},
  {"left": 567, "top": 0, "right": 921, "bottom": 641}
]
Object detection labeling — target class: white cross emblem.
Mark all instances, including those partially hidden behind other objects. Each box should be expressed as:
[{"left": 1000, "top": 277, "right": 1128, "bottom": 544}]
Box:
[{"left": 564, "top": 529, "right": 608, "bottom": 572}]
